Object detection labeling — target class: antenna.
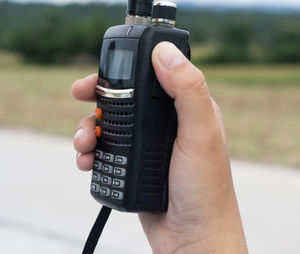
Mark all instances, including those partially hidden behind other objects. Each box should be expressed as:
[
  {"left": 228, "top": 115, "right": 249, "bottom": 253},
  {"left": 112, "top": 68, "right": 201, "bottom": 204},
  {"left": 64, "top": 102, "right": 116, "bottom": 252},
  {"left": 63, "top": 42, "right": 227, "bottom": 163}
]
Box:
[{"left": 127, "top": 0, "right": 154, "bottom": 17}]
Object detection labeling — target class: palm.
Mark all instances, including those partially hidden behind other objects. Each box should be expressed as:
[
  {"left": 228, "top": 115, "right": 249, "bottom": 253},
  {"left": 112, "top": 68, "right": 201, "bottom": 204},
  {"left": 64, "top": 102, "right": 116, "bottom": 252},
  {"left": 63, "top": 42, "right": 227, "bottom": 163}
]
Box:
[{"left": 139, "top": 133, "right": 232, "bottom": 252}]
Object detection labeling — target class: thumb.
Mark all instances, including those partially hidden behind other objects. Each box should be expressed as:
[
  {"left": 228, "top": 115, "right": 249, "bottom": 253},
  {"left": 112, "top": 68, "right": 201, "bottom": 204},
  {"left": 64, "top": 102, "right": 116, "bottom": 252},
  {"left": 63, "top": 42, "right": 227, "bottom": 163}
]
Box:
[{"left": 152, "top": 42, "right": 219, "bottom": 149}]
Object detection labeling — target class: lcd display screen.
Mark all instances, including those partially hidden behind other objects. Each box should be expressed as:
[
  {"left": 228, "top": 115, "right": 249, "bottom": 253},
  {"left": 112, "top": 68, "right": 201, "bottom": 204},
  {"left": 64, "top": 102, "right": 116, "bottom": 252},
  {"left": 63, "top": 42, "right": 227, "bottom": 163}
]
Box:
[{"left": 103, "top": 49, "right": 134, "bottom": 80}]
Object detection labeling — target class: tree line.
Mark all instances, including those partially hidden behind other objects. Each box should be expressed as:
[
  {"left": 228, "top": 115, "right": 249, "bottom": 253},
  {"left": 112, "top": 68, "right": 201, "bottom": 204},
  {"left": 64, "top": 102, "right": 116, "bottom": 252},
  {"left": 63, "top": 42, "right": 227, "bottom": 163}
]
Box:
[{"left": 0, "top": 1, "right": 299, "bottom": 64}]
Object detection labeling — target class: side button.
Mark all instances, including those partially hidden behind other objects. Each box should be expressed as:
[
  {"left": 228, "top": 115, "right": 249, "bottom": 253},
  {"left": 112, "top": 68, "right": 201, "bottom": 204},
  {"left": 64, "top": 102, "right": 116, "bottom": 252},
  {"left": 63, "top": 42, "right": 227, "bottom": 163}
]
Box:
[
  {"left": 95, "top": 108, "right": 103, "bottom": 119},
  {"left": 95, "top": 126, "right": 102, "bottom": 138}
]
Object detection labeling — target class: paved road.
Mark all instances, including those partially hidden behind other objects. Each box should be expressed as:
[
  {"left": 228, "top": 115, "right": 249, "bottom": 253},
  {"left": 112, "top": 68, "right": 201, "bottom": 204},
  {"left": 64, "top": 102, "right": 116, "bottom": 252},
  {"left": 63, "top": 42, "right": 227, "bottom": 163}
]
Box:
[{"left": 0, "top": 129, "right": 299, "bottom": 253}]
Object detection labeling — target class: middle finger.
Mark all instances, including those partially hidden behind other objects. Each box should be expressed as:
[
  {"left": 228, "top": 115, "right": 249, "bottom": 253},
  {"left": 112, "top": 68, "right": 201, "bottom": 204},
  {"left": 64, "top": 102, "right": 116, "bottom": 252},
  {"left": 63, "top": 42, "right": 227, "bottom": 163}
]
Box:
[{"left": 74, "top": 114, "right": 97, "bottom": 154}]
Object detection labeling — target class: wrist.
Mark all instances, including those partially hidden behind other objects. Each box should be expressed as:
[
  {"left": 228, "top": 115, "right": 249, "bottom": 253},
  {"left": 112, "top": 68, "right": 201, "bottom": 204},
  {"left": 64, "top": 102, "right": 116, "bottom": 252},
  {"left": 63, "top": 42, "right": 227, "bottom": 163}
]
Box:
[
  {"left": 173, "top": 213, "right": 248, "bottom": 254},
  {"left": 152, "top": 203, "right": 248, "bottom": 254}
]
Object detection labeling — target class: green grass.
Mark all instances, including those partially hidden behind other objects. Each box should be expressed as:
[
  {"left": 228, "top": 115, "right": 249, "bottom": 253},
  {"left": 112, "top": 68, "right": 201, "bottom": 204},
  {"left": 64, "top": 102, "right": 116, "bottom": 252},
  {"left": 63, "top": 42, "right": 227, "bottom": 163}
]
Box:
[
  {"left": 1, "top": 51, "right": 300, "bottom": 167},
  {"left": 201, "top": 64, "right": 300, "bottom": 87},
  {"left": 0, "top": 51, "right": 96, "bottom": 136}
]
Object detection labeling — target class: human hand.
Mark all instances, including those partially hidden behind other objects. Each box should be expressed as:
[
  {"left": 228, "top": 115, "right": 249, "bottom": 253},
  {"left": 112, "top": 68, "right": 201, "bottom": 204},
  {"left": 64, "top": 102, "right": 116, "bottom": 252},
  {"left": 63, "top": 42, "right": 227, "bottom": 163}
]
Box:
[{"left": 72, "top": 42, "right": 248, "bottom": 254}]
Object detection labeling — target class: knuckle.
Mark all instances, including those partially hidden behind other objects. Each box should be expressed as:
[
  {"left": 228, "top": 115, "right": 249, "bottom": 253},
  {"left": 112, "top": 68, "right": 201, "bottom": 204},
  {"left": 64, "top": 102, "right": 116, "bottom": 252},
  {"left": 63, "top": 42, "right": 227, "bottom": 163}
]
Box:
[
  {"left": 183, "top": 68, "right": 208, "bottom": 97},
  {"left": 195, "top": 69, "right": 206, "bottom": 85},
  {"left": 192, "top": 71, "right": 207, "bottom": 91}
]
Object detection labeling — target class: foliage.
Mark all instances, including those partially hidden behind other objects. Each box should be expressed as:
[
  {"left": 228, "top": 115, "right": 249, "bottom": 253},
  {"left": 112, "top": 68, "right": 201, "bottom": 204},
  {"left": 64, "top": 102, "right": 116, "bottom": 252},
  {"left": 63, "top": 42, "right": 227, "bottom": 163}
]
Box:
[
  {"left": 0, "top": 1, "right": 300, "bottom": 63},
  {"left": 267, "top": 28, "right": 300, "bottom": 62},
  {"left": 206, "top": 23, "right": 253, "bottom": 63}
]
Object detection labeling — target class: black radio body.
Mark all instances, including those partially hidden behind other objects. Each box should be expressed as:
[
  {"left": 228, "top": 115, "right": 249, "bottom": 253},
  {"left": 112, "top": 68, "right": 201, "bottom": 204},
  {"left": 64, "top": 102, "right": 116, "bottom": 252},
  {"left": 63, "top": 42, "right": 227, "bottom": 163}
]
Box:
[{"left": 90, "top": 1, "right": 190, "bottom": 213}]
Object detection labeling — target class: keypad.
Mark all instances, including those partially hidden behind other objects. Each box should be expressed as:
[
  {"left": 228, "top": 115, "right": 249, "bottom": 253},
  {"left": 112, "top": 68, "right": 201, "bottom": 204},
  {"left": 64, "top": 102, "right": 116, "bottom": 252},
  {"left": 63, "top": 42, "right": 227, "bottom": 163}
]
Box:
[
  {"left": 91, "top": 183, "right": 100, "bottom": 192},
  {"left": 101, "top": 175, "right": 112, "bottom": 185},
  {"left": 114, "top": 156, "right": 127, "bottom": 165},
  {"left": 92, "top": 150, "right": 127, "bottom": 201},
  {"left": 94, "top": 161, "right": 103, "bottom": 171},
  {"left": 92, "top": 172, "right": 101, "bottom": 181},
  {"left": 112, "top": 179, "right": 125, "bottom": 188},
  {"left": 94, "top": 150, "right": 103, "bottom": 160},
  {"left": 113, "top": 167, "right": 126, "bottom": 177},
  {"left": 102, "top": 164, "right": 113, "bottom": 174},
  {"left": 103, "top": 153, "right": 114, "bottom": 163},
  {"left": 111, "top": 190, "right": 124, "bottom": 200},
  {"left": 100, "top": 187, "right": 111, "bottom": 197}
]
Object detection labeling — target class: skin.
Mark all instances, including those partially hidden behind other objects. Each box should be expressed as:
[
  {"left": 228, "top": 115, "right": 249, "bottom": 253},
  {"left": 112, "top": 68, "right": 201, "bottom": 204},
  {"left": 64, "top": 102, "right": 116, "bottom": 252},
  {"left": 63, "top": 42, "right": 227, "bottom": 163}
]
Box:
[{"left": 72, "top": 42, "right": 249, "bottom": 254}]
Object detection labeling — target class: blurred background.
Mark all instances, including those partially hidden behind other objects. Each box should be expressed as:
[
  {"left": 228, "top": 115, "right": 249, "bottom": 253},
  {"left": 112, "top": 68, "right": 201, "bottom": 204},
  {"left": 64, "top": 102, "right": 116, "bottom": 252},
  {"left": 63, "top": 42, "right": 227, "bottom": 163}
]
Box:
[
  {"left": 0, "top": 0, "right": 300, "bottom": 253},
  {"left": 1, "top": 0, "right": 300, "bottom": 166}
]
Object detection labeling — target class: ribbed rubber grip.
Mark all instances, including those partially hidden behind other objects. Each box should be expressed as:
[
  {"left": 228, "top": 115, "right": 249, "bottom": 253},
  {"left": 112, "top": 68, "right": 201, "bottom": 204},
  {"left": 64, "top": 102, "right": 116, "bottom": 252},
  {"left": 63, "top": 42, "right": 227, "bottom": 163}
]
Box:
[{"left": 152, "top": 5, "right": 177, "bottom": 21}]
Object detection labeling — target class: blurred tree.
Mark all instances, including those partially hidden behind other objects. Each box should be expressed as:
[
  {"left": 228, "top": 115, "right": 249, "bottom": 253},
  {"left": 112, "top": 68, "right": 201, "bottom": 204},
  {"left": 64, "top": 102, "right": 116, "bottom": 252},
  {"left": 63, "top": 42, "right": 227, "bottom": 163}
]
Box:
[
  {"left": 10, "top": 10, "right": 107, "bottom": 63},
  {"left": 1, "top": 2, "right": 300, "bottom": 64},
  {"left": 208, "top": 23, "right": 253, "bottom": 63},
  {"left": 267, "top": 28, "right": 300, "bottom": 63}
]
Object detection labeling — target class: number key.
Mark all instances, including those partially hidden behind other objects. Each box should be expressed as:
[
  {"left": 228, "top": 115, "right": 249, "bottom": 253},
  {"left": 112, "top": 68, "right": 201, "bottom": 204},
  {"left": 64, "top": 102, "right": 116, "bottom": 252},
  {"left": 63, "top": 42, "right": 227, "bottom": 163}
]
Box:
[
  {"left": 114, "top": 155, "right": 128, "bottom": 165},
  {"left": 103, "top": 153, "right": 114, "bottom": 163},
  {"left": 113, "top": 167, "right": 126, "bottom": 177}
]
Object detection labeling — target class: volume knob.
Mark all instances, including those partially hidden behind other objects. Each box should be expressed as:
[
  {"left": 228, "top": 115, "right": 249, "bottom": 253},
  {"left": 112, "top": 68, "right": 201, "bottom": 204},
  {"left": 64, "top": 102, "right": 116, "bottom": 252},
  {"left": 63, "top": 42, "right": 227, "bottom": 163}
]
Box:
[{"left": 152, "top": 1, "right": 177, "bottom": 26}]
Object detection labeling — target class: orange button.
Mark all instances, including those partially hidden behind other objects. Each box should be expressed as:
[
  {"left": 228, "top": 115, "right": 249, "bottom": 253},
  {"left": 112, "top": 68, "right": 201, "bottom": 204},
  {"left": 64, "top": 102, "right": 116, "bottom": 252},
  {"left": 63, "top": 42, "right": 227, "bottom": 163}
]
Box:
[
  {"left": 95, "top": 126, "right": 102, "bottom": 138},
  {"left": 95, "top": 108, "right": 103, "bottom": 119}
]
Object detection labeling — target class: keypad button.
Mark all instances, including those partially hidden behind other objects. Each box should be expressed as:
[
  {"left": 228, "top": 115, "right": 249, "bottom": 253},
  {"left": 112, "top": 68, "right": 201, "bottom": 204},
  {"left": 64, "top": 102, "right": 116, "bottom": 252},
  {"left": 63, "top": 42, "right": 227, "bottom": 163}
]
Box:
[
  {"left": 112, "top": 179, "right": 125, "bottom": 188},
  {"left": 103, "top": 153, "right": 114, "bottom": 163},
  {"left": 101, "top": 175, "right": 112, "bottom": 185},
  {"left": 92, "top": 172, "right": 101, "bottom": 181},
  {"left": 94, "top": 150, "right": 104, "bottom": 160},
  {"left": 113, "top": 167, "right": 126, "bottom": 177},
  {"left": 93, "top": 161, "right": 103, "bottom": 171},
  {"left": 100, "top": 187, "right": 111, "bottom": 197},
  {"left": 102, "top": 164, "right": 113, "bottom": 174},
  {"left": 111, "top": 190, "right": 124, "bottom": 200},
  {"left": 114, "top": 155, "right": 128, "bottom": 165},
  {"left": 91, "top": 183, "right": 100, "bottom": 192}
]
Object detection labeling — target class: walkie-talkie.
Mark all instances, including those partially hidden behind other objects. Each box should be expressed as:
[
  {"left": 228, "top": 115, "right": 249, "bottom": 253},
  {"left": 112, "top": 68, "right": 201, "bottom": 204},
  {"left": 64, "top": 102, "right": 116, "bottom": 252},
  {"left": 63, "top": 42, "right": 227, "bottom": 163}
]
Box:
[
  {"left": 83, "top": 1, "right": 190, "bottom": 252},
  {"left": 91, "top": 0, "right": 190, "bottom": 213}
]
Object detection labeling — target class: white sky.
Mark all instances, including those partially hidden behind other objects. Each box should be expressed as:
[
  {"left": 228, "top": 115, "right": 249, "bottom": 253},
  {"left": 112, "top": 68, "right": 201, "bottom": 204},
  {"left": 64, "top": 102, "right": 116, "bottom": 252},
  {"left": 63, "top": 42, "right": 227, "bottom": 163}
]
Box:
[{"left": 11, "top": 0, "right": 300, "bottom": 7}]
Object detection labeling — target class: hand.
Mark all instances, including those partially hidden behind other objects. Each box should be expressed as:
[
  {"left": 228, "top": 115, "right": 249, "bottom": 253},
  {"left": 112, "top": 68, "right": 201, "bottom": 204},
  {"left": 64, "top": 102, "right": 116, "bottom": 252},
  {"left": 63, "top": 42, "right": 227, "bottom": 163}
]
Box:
[{"left": 72, "top": 42, "right": 248, "bottom": 254}]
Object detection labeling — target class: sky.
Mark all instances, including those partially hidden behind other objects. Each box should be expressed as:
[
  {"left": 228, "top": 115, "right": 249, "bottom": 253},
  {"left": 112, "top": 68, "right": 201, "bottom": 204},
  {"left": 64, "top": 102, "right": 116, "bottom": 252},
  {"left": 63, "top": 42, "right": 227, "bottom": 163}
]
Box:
[{"left": 10, "top": 0, "right": 300, "bottom": 8}]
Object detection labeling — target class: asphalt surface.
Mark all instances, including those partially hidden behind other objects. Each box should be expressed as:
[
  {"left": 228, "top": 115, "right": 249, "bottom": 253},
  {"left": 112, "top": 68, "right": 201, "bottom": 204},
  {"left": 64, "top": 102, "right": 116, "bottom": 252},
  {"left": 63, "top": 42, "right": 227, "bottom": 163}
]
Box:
[{"left": 0, "top": 129, "right": 299, "bottom": 253}]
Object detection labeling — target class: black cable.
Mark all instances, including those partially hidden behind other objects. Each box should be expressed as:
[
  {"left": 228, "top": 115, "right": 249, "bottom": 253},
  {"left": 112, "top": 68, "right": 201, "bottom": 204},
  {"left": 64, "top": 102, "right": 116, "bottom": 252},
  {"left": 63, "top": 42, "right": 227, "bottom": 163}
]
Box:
[{"left": 82, "top": 206, "right": 112, "bottom": 254}]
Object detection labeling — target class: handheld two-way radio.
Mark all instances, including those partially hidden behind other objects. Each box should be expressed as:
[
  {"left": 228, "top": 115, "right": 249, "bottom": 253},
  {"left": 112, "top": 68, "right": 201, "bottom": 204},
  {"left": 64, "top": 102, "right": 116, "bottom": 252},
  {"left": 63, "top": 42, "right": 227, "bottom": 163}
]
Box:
[{"left": 83, "top": 1, "right": 190, "bottom": 252}]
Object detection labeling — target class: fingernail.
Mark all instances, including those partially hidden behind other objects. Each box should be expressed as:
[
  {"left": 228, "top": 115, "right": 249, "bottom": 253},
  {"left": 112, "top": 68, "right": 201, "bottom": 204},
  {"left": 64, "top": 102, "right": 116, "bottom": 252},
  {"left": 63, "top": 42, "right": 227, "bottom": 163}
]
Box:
[
  {"left": 75, "top": 129, "right": 84, "bottom": 139},
  {"left": 157, "top": 42, "right": 186, "bottom": 70}
]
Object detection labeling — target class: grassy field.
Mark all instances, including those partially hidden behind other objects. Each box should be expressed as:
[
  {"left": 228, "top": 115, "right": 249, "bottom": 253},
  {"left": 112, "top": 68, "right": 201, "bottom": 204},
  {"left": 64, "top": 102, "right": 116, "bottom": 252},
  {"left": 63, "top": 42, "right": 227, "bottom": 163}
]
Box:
[{"left": 1, "top": 51, "right": 300, "bottom": 167}]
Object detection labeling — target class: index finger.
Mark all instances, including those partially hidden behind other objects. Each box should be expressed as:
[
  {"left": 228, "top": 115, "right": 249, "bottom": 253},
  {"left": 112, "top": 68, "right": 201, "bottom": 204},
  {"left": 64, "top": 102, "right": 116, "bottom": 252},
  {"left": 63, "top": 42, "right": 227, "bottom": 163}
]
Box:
[{"left": 71, "top": 74, "right": 98, "bottom": 102}]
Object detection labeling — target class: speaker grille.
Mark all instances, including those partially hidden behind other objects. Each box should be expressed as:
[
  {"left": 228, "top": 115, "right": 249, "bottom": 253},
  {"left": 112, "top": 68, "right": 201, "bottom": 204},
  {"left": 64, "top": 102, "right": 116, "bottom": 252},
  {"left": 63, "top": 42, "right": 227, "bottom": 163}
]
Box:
[{"left": 98, "top": 96, "right": 135, "bottom": 147}]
